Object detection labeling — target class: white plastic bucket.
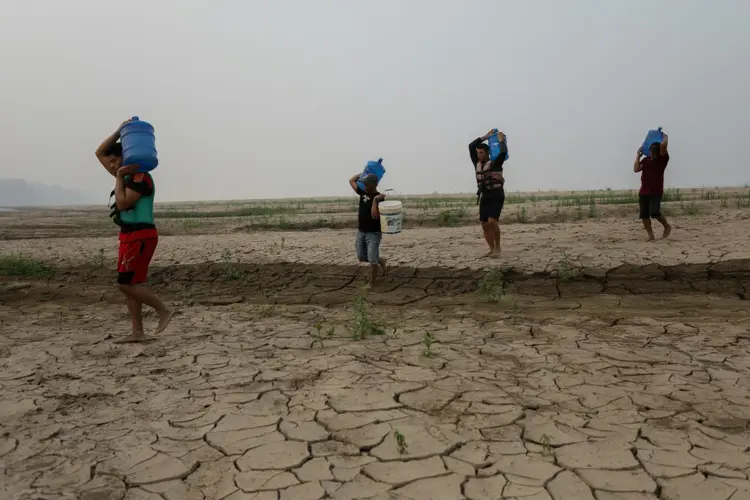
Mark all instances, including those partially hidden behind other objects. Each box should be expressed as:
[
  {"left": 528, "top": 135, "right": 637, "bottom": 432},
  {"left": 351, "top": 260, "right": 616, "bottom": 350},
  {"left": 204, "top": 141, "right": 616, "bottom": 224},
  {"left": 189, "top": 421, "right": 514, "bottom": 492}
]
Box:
[{"left": 379, "top": 200, "right": 402, "bottom": 234}]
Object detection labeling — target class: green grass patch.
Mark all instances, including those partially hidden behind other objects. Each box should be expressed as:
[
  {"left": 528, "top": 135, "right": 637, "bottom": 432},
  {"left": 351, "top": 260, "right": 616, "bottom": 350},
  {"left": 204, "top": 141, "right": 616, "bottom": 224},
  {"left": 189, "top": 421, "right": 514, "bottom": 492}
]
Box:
[{"left": 0, "top": 253, "right": 55, "bottom": 278}]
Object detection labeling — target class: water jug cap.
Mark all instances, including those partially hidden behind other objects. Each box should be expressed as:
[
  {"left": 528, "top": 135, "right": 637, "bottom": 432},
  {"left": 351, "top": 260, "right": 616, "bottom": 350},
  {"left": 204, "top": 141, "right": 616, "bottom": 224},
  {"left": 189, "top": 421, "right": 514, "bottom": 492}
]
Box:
[
  {"left": 377, "top": 158, "right": 383, "bottom": 164},
  {"left": 131, "top": 116, "right": 140, "bottom": 121},
  {"left": 657, "top": 126, "right": 662, "bottom": 131}
]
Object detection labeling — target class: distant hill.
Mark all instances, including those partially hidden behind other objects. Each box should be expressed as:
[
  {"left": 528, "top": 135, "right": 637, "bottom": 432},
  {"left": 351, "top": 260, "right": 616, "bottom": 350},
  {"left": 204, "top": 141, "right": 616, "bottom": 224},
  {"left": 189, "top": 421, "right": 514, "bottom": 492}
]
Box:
[{"left": 0, "top": 178, "right": 98, "bottom": 207}]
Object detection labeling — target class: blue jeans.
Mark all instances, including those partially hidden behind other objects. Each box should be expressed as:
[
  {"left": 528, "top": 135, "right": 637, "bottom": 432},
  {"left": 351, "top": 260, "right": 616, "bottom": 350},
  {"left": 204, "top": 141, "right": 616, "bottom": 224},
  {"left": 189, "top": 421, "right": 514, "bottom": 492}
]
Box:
[{"left": 355, "top": 231, "right": 382, "bottom": 265}]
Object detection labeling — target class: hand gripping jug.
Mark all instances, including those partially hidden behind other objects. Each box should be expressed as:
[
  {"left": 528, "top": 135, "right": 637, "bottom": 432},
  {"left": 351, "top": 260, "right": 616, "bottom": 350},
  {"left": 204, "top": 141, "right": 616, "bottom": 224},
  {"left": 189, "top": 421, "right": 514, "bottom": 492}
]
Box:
[
  {"left": 488, "top": 129, "right": 509, "bottom": 161},
  {"left": 641, "top": 127, "right": 664, "bottom": 156}
]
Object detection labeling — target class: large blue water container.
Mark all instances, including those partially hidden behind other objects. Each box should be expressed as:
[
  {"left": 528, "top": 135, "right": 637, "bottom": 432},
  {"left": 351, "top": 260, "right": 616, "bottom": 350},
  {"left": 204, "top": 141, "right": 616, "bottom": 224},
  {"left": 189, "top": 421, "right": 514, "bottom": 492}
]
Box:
[
  {"left": 121, "top": 117, "right": 159, "bottom": 172},
  {"left": 641, "top": 127, "right": 664, "bottom": 156},
  {"left": 488, "top": 129, "right": 509, "bottom": 161},
  {"left": 357, "top": 158, "right": 386, "bottom": 191}
]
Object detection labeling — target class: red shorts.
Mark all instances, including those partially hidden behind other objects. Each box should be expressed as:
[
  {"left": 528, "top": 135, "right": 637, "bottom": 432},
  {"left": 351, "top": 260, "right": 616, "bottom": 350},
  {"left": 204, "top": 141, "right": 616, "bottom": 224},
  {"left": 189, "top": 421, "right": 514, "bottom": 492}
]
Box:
[{"left": 117, "top": 237, "right": 158, "bottom": 285}]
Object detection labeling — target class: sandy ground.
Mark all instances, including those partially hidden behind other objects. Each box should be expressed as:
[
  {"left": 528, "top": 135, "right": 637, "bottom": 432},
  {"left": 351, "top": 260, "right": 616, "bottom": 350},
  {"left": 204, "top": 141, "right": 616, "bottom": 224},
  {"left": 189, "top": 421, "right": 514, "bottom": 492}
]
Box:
[{"left": 1, "top": 203, "right": 750, "bottom": 499}]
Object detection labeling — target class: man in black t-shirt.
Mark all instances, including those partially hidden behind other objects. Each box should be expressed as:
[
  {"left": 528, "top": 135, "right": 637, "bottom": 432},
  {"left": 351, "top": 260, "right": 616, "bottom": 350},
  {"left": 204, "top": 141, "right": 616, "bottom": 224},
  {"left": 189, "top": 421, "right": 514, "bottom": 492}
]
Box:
[{"left": 348, "top": 173, "right": 388, "bottom": 287}]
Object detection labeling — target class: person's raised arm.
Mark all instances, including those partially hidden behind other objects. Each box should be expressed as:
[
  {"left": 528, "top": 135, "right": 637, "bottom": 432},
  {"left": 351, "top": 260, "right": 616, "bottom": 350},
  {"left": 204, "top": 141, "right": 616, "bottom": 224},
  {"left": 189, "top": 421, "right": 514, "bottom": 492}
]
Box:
[
  {"left": 349, "top": 173, "right": 362, "bottom": 194},
  {"left": 469, "top": 130, "right": 493, "bottom": 165},
  {"left": 95, "top": 119, "right": 130, "bottom": 177},
  {"left": 634, "top": 148, "right": 644, "bottom": 173},
  {"left": 95, "top": 132, "right": 120, "bottom": 177},
  {"left": 660, "top": 133, "right": 669, "bottom": 156}
]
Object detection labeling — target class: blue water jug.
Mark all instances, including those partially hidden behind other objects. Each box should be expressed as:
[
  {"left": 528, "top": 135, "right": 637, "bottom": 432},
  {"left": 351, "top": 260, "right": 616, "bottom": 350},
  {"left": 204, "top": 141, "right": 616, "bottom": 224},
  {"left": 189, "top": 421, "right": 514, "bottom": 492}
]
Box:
[
  {"left": 357, "top": 158, "right": 386, "bottom": 191},
  {"left": 488, "top": 129, "right": 509, "bottom": 161},
  {"left": 641, "top": 127, "right": 664, "bottom": 156},
  {"left": 121, "top": 116, "right": 158, "bottom": 172}
]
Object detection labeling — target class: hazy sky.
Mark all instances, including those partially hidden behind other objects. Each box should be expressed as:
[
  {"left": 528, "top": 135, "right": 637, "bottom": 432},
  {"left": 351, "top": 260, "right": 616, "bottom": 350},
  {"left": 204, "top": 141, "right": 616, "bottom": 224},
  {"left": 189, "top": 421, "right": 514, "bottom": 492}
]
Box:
[{"left": 1, "top": 0, "right": 748, "bottom": 202}]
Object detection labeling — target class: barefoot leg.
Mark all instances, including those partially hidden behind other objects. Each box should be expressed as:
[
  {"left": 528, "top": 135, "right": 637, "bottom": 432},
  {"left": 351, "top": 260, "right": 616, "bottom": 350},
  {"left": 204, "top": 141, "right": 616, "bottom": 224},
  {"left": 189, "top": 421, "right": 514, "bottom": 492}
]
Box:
[
  {"left": 119, "top": 284, "right": 174, "bottom": 334},
  {"left": 481, "top": 222, "right": 495, "bottom": 256},
  {"left": 490, "top": 219, "right": 501, "bottom": 254},
  {"left": 126, "top": 297, "right": 144, "bottom": 336},
  {"left": 657, "top": 215, "right": 671, "bottom": 239},
  {"left": 379, "top": 258, "right": 388, "bottom": 276},
  {"left": 641, "top": 218, "right": 655, "bottom": 241},
  {"left": 155, "top": 309, "right": 176, "bottom": 334}
]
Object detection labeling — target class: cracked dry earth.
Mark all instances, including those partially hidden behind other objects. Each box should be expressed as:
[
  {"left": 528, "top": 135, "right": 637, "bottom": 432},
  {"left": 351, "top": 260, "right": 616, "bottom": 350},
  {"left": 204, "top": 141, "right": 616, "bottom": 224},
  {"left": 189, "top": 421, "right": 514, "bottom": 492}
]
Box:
[{"left": 2, "top": 227, "right": 750, "bottom": 499}]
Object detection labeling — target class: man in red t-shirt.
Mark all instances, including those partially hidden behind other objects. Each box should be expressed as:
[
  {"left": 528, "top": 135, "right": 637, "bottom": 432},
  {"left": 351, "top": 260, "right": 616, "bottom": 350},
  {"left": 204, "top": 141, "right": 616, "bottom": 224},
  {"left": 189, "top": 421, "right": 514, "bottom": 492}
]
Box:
[{"left": 634, "top": 134, "right": 671, "bottom": 241}]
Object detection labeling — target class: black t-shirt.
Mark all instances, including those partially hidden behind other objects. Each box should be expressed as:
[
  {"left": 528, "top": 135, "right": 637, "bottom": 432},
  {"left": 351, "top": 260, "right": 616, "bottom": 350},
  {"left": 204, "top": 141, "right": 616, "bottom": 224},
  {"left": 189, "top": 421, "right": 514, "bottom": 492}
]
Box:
[{"left": 356, "top": 188, "right": 382, "bottom": 233}]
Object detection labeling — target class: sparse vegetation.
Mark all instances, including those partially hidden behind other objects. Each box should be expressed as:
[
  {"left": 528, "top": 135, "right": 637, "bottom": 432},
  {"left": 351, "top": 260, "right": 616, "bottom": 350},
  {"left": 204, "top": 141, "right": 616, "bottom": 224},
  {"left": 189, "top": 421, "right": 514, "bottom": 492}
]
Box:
[
  {"left": 312, "top": 322, "right": 335, "bottom": 347},
  {"left": 91, "top": 248, "right": 107, "bottom": 269},
  {"left": 220, "top": 248, "right": 244, "bottom": 280},
  {"left": 504, "top": 294, "right": 522, "bottom": 324},
  {"left": 540, "top": 433, "right": 553, "bottom": 456},
  {"left": 681, "top": 200, "right": 700, "bottom": 216},
  {"left": 573, "top": 206, "right": 584, "bottom": 221},
  {"left": 437, "top": 208, "right": 467, "bottom": 227},
  {"left": 349, "top": 294, "right": 385, "bottom": 340},
  {"left": 587, "top": 199, "right": 598, "bottom": 219},
  {"left": 556, "top": 252, "right": 574, "bottom": 281},
  {"left": 0, "top": 253, "right": 55, "bottom": 278},
  {"left": 394, "top": 430, "right": 408, "bottom": 454},
  {"left": 422, "top": 332, "right": 434, "bottom": 357},
  {"left": 515, "top": 206, "right": 528, "bottom": 223},
  {"left": 476, "top": 268, "right": 505, "bottom": 303}
]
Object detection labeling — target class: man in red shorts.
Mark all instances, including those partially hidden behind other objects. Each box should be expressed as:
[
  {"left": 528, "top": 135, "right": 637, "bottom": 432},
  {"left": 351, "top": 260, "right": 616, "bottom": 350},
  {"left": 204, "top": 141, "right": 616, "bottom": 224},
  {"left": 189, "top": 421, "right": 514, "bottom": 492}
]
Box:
[{"left": 96, "top": 120, "right": 174, "bottom": 342}]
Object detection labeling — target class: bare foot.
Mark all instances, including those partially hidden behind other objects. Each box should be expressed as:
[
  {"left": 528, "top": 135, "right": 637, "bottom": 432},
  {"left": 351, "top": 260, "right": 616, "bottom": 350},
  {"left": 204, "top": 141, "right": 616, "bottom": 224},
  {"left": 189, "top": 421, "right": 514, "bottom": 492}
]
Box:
[
  {"left": 646, "top": 234, "right": 655, "bottom": 242},
  {"left": 362, "top": 282, "right": 372, "bottom": 290},
  {"left": 115, "top": 334, "right": 146, "bottom": 344},
  {"left": 662, "top": 225, "right": 672, "bottom": 239},
  {"left": 480, "top": 250, "right": 494, "bottom": 259},
  {"left": 155, "top": 309, "right": 175, "bottom": 334}
]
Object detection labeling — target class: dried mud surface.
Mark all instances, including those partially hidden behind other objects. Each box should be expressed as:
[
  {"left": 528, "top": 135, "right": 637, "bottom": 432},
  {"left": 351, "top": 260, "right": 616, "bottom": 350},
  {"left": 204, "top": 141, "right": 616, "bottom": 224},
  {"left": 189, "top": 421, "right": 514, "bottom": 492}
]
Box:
[{"left": 2, "top": 216, "right": 750, "bottom": 500}]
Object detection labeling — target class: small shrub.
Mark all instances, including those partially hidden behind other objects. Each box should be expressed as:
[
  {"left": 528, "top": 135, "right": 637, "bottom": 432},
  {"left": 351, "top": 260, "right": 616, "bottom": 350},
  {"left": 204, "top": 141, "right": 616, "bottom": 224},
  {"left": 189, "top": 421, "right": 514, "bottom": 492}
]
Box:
[
  {"left": 220, "top": 249, "right": 243, "bottom": 280},
  {"left": 422, "top": 332, "right": 434, "bottom": 357},
  {"left": 476, "top": 268, "right": 505, "bottom": 303},
  {"left": 516, "top": 206, "right": 528, "bottom": 223},
  {"left": 556, "top": 252, "right": 574, "bottom": 281},
  {"left": 349, "top": 294, "right": 385, "bottom": 340},
  {"left": 681, "top": 201, "right": 700, "bottom": 216},
  {"left": 587, "top": 200, "right": 598, "bottom": 219},
  {"left": 394, "top": 430, "right": 408, "bottom": 454},
  {"left": 91, "top": 248, "right": 107, "bottom": 269},
  {"left": 573, "top": 206, "right": 584, "bottom": 221}
]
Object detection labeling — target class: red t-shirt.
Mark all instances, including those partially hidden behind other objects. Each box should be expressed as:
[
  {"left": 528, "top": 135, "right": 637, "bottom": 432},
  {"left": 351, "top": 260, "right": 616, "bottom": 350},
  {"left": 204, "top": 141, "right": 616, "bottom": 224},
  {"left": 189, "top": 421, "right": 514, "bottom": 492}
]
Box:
[{"left": 639, "top": 153, "right": 669, "bottom": 196}]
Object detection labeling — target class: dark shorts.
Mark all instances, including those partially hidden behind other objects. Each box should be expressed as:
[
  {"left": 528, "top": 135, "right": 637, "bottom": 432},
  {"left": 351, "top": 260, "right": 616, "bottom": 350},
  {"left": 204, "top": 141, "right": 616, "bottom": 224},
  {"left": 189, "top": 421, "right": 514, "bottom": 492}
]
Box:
[
  {"left": 639, "top": 194, "right": 662, "bottom": 219},
  {"left": 117, "top": 237, "right": 158, "bottom": 285},
  {"left": 479, "top": 191, "right": 505, "bottom": 223}
]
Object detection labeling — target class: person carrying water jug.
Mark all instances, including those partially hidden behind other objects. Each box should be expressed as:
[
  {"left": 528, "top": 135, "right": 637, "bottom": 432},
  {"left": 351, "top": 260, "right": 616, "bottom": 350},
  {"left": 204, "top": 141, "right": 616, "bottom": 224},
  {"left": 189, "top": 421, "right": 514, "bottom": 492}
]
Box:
[
  {"left": 469, "top": 130, "right": 508, "bottom": 258},
  {"left": 348, "top": 173, "right": 388, "bottom": 288},
  {"left": 95, "top": 119, "right": 174, "bottom": 343},
  {"left": 634, "top": 133, "right": 671, "bottom": 241}
]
